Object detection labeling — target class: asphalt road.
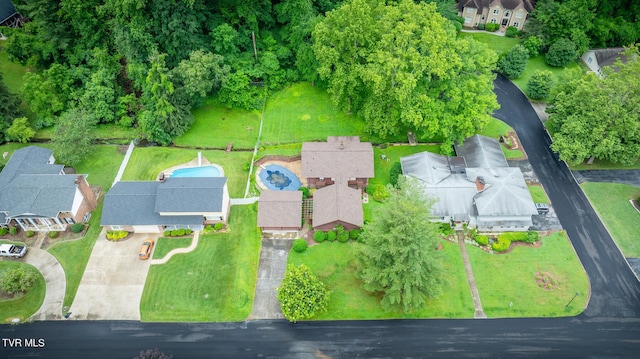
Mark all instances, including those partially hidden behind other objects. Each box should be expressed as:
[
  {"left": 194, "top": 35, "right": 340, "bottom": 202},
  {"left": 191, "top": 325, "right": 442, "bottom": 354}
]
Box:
[
  {"left": 2, "top": 75, "right": 640, "bottom": 358},
  {"left": 573, "top": 169, "right": 640, "bottom": 187}
]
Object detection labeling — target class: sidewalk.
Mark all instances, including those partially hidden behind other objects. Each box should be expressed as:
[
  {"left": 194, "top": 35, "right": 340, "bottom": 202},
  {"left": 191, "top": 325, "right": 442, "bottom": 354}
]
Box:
[{"left": 457, "top": 232, "right": 487, "bottom": 319}]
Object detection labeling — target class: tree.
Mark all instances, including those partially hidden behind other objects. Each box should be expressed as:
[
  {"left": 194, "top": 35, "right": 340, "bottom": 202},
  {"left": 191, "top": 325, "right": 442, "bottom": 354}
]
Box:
[
  {"left": 497, "top": 45, "right": 529, "bottom": 79},
  {"left": 549, "top": 48, "right": 640, "bottom": 165},
  {"left": 277, "top": 264, "right": 330, "bottom": 322},
  {"left": 527, "top": 70, "right": 553, "bottom": 100},
  {"left": 172, "top": 50, "right": 229, "bottom": 107},
  {"left": 0, "top": 267, "right": 38, "bottom": 296},
  {"left": 356, "top": 176, "right": 445, "bottom": 313},
  {"left": 313, "top": 0, "right": 498, "bottom": 146},
  {"left": 7, "top": 118, "right": 36, "bottom": 143},
  {"left": 52, "top": 107, "right": 95, "bottom": 166},
  {"left": 0, "top": 73, "right": 22, "bottom": 137},
  {"left": 545, "top": 38, "right": 578, "bottom": 67},
  {"left": 522, "top": 35, "right": 543, "bottom": 57}
]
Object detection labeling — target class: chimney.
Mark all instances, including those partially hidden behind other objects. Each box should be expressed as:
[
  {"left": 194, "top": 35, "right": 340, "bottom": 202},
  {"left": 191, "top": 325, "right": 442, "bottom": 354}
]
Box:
[
  {"left": 475, "top": 176, "right": 485, "bottom": 191},
  {"left": 158, "top": 172, "right": 166, "bottom": 182}
]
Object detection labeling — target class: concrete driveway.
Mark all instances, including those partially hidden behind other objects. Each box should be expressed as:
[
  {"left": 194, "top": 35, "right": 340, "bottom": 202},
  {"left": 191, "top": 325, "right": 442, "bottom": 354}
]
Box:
[
  {"left": 249, "top": 237, "right": 291, "bottom": 319},
  {"left": 70, "top": 231, "right": 157, "bottom": 320}
]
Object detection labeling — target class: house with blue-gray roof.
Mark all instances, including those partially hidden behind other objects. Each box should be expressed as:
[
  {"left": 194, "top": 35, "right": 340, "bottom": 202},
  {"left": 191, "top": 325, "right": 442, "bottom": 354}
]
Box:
[
  {"left": 0, "top": 146, "right": 97, "bottom": 232},
  {"left": 101, "top": 177, "right": 229, "bottom": 233}
]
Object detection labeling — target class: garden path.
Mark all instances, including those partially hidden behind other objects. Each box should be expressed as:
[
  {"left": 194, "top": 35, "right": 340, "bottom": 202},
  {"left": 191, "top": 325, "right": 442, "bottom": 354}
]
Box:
[
  {"left": 149, "top": 231, "right": 200, "bottom": 265},
  {"left": 457, "top": 232, "right": 487, "bottom": 319}
]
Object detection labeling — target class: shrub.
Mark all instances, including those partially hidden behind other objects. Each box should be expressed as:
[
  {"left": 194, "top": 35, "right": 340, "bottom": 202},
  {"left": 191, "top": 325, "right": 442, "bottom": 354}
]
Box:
[
  {"left": 9, "top": 226, "right": 17, "bottom": 235},
  {"left": 48, "top": 231, "right": 59, "bottom": 238},
  {"left": 526, "top": 230, "right": 539, "bottom": 244},
  {"left": 522, "top": 35, "right": 543, "bottom": 57},
  {"left": 349, "top": 229, "right": 361, "bottom": 240},
  {"left": 337, "top": 229, "right": 349, "bottom": 243},
  {"left": 389, "top": 162, "right": 402, "bottom": 186},
  {"left": 299, "top": 187, "right": 310, "bottom": 199},
  {"left": 438, "top": 223, "right": 455, "bottom": 237},
  {"left": 367, "top": 184, "right": 390, "bottom": 202},
  {"left": 313, "top": 231, "right": 326, "bottom": 242},
  {"left": 491, "top": 236, "right": 511, "bottom": 252},
  {"left": 453, "top": 21, "right": 462, "bottom": 32},
  {"left": 327, "top": 230, "right": 336, "bottom": 242},
  {"left": 25, "top": 230, "right": 35, "bottom": 238},
  {"left": 527, "top": 70, "right": 553, "bottom": 100},
  {"left": 546, "top": 38, "right": 577, "bottom": 67},
  {"left": 0, "top": 228, "right": 7, "bottom": 236},
  {"left": 164, "top": 230, "right": 172, "bottom": 236},
  {"left": 477, "top": 23, "right": 485, "bottom": 30},
  {"left": 106, "top": 230, "right": 128, "bottom": 240},
  {"left": 185, "top": 229, "right": 192, "bottom": 235},
  {"left": 497, "top": 45, "right": 529, "bottom": 79},
  {"left": 214, "top": 223, "right": 224, "bottom": 231},
  {"left": 176, "top": 228, "right": 185, "bottom": 237},
  {"left": 277, "top": 264, "right": 330, "bottom": 323},
  {"left": 170, "top": 230, "right": 179, "bottom": 237},
  {"left": 0, "top": 268, "right": 37, "bottom": 296},
  {"left": 505, "top": 26, "right": 518, "bottom": 38},
  {"left": 205, "top": 224, "right": 212, "bottom": 231},
  {"left": 292, "top": 238, "right": 308, "bottom": 253},
  {"left": 474, "top": 235, "right": 489, "bottom": 246},
  {"left": 70, "top": 223, "right": 85, "bottom": 233},
  {"left": 486, "top": 23, "right": 499, "bottom": 32}
]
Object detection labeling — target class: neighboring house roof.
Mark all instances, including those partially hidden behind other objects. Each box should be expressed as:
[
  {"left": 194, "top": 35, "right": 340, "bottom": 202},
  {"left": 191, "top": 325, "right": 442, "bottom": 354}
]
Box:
[
  {"left": 155, "top": 177, "right": 228, "bottom": 213},
  {"left": 0, "top": 146, "right": 63, "bottom": 188},
  {"left": 0, "top": 0, "right": 18, "bottom": 24},
  {"left": 1, "top": 174, "right": 80, "bottom": 218},
  {"left": 301, "top": 136, "right": 374, "bottom": 182},
  {"left": 466, "top": 168, "right": 538, "bottom": 216},
  {"left": 313, "top": 184, "right": 363, "bottom": 228},
  {"left": 458, "top": 0, "right": 535, "bottom": 12},
  {"left": 454, "top": 135, "right": 508, "bottom": 168},
  {"left": 257, "top": 191, "right": 303, "bottom": 228},
  {"left": 401, "top": 151, "right": 455, "bottom": 185}
]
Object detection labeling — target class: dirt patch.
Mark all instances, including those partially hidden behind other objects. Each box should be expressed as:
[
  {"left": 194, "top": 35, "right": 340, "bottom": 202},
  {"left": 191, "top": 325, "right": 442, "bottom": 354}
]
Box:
[
  {"left": 535, "top": 271, "right": 558, "bottom": 290},
  {"left": 504, "top": 130, "right": 527, "bottom": 160}
]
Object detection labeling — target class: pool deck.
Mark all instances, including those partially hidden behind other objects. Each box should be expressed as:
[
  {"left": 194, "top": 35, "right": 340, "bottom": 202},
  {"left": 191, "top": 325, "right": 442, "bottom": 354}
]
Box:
[
  {"left": 158, "top": 155, "right": 225, "bottom": 178},
  {"left": 256, "top": 160, "right": 306, "bottom": 191}
]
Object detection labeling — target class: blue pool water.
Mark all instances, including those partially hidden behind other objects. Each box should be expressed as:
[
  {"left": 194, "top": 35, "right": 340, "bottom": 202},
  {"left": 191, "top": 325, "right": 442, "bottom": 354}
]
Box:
[
  {"left": 171, "top": 166, "right": 221, "bottom": 178},
  {"left": 259, "top": 164, "right": 302, "bottom": 191}
]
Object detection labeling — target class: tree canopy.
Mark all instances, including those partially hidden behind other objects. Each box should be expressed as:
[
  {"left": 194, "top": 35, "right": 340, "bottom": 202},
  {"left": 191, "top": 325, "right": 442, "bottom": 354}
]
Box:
[
  {"left": 356, "top": 176, "right": 445, "bottom": 313},
  {"left": 277, "top": 264, "right": 330, "bottom": 322},
  {"left": 313, "top": 0, "right": 498, "bottom": 150},
  {"left": 548, "top": 48, "right": 640, "bottom": 165}
]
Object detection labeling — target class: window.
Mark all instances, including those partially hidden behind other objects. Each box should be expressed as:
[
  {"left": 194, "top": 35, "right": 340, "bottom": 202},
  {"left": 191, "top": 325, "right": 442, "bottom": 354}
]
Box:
[
  {"left": 492, "top": 9, "right": 500, "bottom": 15},
  {"left": 587, "top": 57, "right": 593, "bottom": 64},
  {"left": 490, "top": 18, "right": 497, "bottom": 24},
  {"left": 64, "top": 217, "right": 75, "bottom": 224},
  {"left": 111, "top": 225, "right": 123, "bottom": 230},
  {"left": 465, "top": 17, "right": 471, "bottom": 23},
  {"left": 515, "top": 12, "right": 524, "bottom": 18},
  {"left": 466, "top": 8, "right": 474, "bottom": 13},
  {"left": 83, "top": 212, "right": 91, "bottom": 222},
  {"left": 513, "top": 22, "right": 520, "bottom": 28}
]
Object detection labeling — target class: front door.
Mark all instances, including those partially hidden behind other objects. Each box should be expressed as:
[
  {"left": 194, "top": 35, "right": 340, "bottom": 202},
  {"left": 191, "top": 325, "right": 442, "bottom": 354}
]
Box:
[{"left": 502, "top": 18, "right": 509, "bottom": 26}]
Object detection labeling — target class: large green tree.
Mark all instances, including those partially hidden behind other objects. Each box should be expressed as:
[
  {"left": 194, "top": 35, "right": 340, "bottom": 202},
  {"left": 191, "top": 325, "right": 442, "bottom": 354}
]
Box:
[
  {"left": 0, "top": 73, "right": 22, "bottom": 138},
  {"left": 277, "top": 264, "right": 330, "bottom": 322},
  {"left": 549, "top": 48, "right": 640, "bottom": 165},
  {"left": 52, "top": 107, "right": 95, "bottom": 166},
  {"left": 313, "top": 0, "right": 497, "bottom": 149},
  {"left": 356, "top": 176, "right": 444, "bottom": 313}
]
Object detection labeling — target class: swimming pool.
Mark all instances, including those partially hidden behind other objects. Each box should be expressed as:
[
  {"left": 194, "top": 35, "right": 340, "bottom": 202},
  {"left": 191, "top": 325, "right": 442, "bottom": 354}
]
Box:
[
  {"left": 171, "top": 166, "right": 222, "bottom": 178},
  {"left": 258, "top": 164, "right": 302, "bottom": 191}
]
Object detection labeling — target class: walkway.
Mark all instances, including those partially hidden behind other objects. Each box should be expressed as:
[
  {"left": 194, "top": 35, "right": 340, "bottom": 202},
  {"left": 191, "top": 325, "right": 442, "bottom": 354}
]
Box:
[
  {"left": 457, "top": 232, "right": 486, "bottom": 319},
  {"left": 26, "top": 248, "right": 67, "bottom": 320},
  {"left": 111, "top": 141, "right": 135, "bottom": 188},
  {"left": 248, "top": 237, "right": 291, "bottom": 320},
  {"left": 149, "top": 231, "right": 200, "bottom": 265}
]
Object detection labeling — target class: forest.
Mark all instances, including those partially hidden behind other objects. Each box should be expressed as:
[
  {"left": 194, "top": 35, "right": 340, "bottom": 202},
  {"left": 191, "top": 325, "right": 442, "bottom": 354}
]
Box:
[{"left": 0, "top": 0, "right": 638, "bottom": 164}]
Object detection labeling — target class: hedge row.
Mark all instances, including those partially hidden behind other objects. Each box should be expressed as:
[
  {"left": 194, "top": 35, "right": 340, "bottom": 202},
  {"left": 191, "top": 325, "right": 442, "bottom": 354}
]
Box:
[
  {"left": 163, "top": 228, "right": 193, "bottom": 237},
  {"left": 313, "top": 227, "right": 361, "bottom": 243},
  {"left": 491, "top": 231, "right": 539, "bottom": 252}
]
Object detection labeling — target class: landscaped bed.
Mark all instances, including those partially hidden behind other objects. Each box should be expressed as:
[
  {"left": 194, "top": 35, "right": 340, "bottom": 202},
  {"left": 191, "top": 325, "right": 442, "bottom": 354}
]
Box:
[
  {"left": 288, "top": 240, "right": 475, "bottom": 319},
  {"left": 140, "top": 205, "right": 261, "bottom": 322},
  {"left": 467, "top": 231, "right": 589, "bottom": 317},
  {"left": 0, "top": 261, "right": 46, "bottom": 322}
]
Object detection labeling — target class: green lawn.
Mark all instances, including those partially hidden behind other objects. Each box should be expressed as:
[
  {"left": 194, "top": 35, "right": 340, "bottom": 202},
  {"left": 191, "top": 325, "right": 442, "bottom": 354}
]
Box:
[
  {"left": 174, "top": 99, "right": 261, "bottom": 149},
  {"left": 256, "top": 143, "right": 303, "bottom": 158},
  {"left": 48, "top": 204, "right": 103, "bottom": 309},
  {"left": 458, "top": 32, "right": 520, "bottom": 56},
  {"left": 502, "top": 145, "right": 524, "bottom": 159},
  {"left": 35, "top": 123, "right": 137, "bottom": 141},
  {"left": 511, "top": 55, "right": 584, "bottom": 98},
  {"left": 73, "top": 145, "right": 125, "bottom": 190},
  {"left": 261, "top": 83, "right": 367, "bottom": 145},
  {"left": 581, "top": 183, "right": 640, "bottom": 257},
  {"left": 289, "top": 240, "right": 475, "bottom": 319},
  {"left": 152, "top": 237, "right": 193, "bottom": 260},
  {"left": 0, "top": 261, "right": 46, "bottom": 322},
  {"left": 467, "top": 232, "right": 589, "bottom": 317},
  {"left": 140, "top": 205, "right": 261, "bottom": 322},
  {"left": 528, "top": 184, "right": 550, "bottom": 204},
  {"left": 0, "top": 48, "right": 28, "bottom": 94},
  {"left": 371, "top": 144, "right": 441, "bottom": 187},
  {"left": 121, "top": 147, "right": 252, "bottom": 198},
  {"left": 479, "top": 117, "right": 513, "bottom": 139}
]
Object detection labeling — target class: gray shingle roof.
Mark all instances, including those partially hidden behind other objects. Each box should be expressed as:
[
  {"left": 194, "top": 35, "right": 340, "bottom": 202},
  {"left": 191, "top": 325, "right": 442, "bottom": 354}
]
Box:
[
  {"left": 257, "top": 191, "right": 303, "bottom": 228},
  {"left": 454, "top": 135, "right": 508, "bottom": 168},
  {"left": 0, "top": 146, "right": 63, "bottom": 188},
  {"left": 0, "top": 0, "right": 18, "bottom": 24},
  {"left": 155, "top": 177, "right": 227, "bottom": 213},
  {"left": 302, "top": 136, "right": 374, "bottom": 181},
  {"left": 400, "top": 152, "right": 452, "bottom": 185},
  {"left": 312, "top": 184, "right": 363, "bottom": 228},
  {"left": 2, "top": 175, "right": 79, "bottom": 217},
  {"left": 466, "top": 168, "right": 538, "bottom": 216}
]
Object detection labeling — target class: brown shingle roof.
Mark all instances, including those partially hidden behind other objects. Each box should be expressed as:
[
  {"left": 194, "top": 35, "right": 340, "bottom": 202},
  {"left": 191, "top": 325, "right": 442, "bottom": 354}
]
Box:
[
  {"left": 458, "top": 0, "right": 535, "bottom": 12},
  {"left": 301, "top": 136, "right": 374, "bottom": 182},
  {"left": 257, "top": 191, "right": 303, "bottom": 229},
  {"left": 312, "top": 184, "right": 363, "bottom": 228}
]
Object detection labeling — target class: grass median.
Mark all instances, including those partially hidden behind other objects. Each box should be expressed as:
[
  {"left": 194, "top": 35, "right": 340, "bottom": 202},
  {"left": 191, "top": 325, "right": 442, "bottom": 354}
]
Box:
[{"left": 0, "top": 261, "right": 45, "bottom": 322}]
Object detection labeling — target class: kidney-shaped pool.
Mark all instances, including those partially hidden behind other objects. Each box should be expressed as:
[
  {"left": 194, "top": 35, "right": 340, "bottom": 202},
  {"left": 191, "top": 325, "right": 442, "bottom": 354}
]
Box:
[{"left": 258, "top": 164, "right": 302, "bottom": 191}]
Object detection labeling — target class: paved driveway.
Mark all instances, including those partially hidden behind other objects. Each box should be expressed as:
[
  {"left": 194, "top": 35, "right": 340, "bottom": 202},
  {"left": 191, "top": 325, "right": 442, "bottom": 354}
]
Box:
[
  {"left": 249, "top": 237, "right": 291, "bottom": 319},
  {"left": 70, "top": 232, "right": 156, "bottom": 320}
]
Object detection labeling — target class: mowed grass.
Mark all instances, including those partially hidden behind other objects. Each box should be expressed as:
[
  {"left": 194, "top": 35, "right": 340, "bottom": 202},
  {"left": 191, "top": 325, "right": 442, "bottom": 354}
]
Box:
[
  {"left": 528, "top": 184, "right": 550, "bottom": 204},
  {"left": 35, "top": 123, "right": 136, "bottom": 141},
  {"left": 0, "top": 262, "right": 45, "bottom": 322},
  {"left": 479, "top": 117, "right": 513, "bottom": 139},
  {"left": 288, "top": 240, "right": 475, "bottom": 319},
  {"left": 121, "top": 147, "right": 252, "bottom": 198},
  {"left": 581, "top": 183, "right": 640, "bottom": 257},
  {"left": 48, "top": 204, "right": 104, "bottom": 309},
  {"left": 174, "top": 100, "right": 261, "bottom": 149},
  {"left": 571, "top": 159, "right": 640, "bottom": 170},
  {"left": 458, "top": 32, "right": 520, "bottom": 56},
  {"left": 0, "top": 48, "right": 28, "bottom": 93},
  {"left": 371, "top": 144, "right": 441, "bottom": 187},
  {"left": 73, "top": 145, "right": 124, "bottom": 190},
  {"left": 261, "top": 83, "right": 366, "bottom": 145},
  {"left": 511, "top": 55, "right": 585, "bottom": 97},
  {"left": 468, "top": 231, "right": 589, "bottom": 317},
  {"left": 140, "top": 205, "right": 261, "bottom": 322},
  {"left": 152, "top": 237, "right": 193, "bottom": 260}
]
